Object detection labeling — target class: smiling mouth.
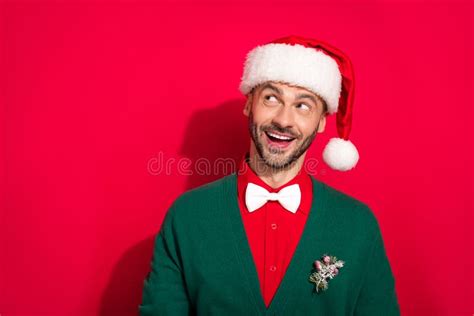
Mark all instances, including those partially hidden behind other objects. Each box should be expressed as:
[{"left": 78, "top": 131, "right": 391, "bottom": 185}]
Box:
[{"left": 264, "top": 130, "right": 297, "bottom": 148}]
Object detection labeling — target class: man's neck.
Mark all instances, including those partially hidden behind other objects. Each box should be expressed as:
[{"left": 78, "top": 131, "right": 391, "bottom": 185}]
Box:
[{"left": 247, "top": 148, "right": 305, "bottom": 189}]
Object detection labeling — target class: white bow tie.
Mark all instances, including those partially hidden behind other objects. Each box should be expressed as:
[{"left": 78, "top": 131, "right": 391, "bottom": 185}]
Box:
[{"left": 245, "top": 182, "right": 301, "bottom": 213}]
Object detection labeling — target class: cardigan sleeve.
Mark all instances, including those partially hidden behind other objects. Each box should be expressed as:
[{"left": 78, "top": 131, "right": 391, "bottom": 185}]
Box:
[
  {"left": 139, "top": 206, "right": 192, "bottom": 316},
  {"left": 353, "top": 219, "right": 400, "bottom": 316}
]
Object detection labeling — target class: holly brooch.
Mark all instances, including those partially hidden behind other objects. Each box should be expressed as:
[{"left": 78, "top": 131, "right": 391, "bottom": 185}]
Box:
[{"left": 309, "top": 254, "right": 345, "bottom": 293}]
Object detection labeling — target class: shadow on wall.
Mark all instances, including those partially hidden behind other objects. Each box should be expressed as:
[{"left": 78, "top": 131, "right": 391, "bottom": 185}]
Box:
[
  {"left": 99, "top": 98, "right": 249, "bottom": 315},
  {"left": 180, "top": 100, "right": 250, "bottom": 190},
  {"left": 179, "top": 99, "right": 249, "bottom": 190},
  {"left": 100, "top": 236, "right": 155, "bottom": 316}
]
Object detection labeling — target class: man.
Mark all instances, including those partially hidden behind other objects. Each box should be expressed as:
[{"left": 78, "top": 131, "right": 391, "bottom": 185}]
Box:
[{"left": 139, "top": 35, "right": 400, "bottom": 315}]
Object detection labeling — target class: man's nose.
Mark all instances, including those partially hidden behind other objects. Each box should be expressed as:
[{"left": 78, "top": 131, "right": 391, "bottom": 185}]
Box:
[{"left": 272, "top": 105, "right": 294, "bottom": 128}]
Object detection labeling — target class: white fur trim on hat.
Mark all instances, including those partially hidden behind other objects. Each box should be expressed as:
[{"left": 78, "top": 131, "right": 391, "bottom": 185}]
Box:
[
  {"left": 239, "top": 43, "right": 342, "bottom": 114},
  {"left": 322, "top": 137, "right": 359, "bottom": 171}
]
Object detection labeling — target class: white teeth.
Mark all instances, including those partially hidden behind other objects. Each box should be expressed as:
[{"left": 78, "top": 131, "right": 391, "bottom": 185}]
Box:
[{"left": 267, "top": 131, "right": 293, "bottom": 140}]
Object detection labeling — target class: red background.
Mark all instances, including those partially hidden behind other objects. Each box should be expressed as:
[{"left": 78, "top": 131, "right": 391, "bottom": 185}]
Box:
[{"left": 1, "top": 1, "right": 473, "bottom": 315}]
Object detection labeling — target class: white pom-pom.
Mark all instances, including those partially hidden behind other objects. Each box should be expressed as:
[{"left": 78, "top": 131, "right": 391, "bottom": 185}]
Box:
[{"left": 322, "top": 138, "right": 359, "bottom": 171}]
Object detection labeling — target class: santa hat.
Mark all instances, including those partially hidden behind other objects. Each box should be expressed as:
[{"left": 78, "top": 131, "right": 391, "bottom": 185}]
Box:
[{"left": 239, "top": 35, "right": 359, "bottom": 171}]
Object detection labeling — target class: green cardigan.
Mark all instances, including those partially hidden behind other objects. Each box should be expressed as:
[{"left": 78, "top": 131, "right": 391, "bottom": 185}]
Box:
[{"left": 139, "top": 173, "right": 400, "bottom": 315}]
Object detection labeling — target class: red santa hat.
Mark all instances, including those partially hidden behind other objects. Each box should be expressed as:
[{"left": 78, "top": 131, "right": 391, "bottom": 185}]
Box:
[{"left": 239, "top": 35, "right": 359, "bottom": 171}]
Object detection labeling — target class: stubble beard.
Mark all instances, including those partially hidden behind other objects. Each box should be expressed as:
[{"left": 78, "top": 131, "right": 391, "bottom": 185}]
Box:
[{"left": 247, "top": 110, "right": 319, "bottom": 172}]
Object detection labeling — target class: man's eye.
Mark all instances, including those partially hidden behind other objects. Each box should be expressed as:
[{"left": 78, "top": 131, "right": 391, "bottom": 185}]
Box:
[
  {"left": 264, "top": 95, "right": 278, "bottom": 102},
  {"left": 297, "top": 103, "right": 311, "bottom": 111}
]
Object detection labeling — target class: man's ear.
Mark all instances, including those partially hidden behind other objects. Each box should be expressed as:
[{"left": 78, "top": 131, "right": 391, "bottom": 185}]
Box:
[
  {"left": 243, "top": 93, "right": 252, "bottom": 117},
  {"left": 317, "top": 113, "right": 327, "bottom": 133}
]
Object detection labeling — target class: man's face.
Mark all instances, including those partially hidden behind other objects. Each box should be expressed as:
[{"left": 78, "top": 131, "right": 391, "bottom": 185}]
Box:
[{"left": 243, "top": 81, "right": 327, "bottom": 170}]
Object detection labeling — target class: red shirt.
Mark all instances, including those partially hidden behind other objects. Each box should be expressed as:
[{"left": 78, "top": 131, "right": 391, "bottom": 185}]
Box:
[{"left": 236, "top": 154, "right": 313, "bottom": 307}]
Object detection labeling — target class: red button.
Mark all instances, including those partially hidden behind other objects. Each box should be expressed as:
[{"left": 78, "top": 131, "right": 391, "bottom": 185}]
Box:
[
  {"left": 270, "top": 265, "right": 277, "bottom": 272},
  {"left": 271, "top": 223, "right": 277, "bottom": 230}
]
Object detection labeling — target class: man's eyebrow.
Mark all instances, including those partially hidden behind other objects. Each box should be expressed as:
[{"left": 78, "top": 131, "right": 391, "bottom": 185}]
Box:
[
  {"left": 295, "top": 93, "right": 321, "bottom": 106},
  {"left": 260, "top": 83, "right": 283, "bottom": 95},
  {"left": 260, "top": 83, "right": 325, "bottom": 108}
]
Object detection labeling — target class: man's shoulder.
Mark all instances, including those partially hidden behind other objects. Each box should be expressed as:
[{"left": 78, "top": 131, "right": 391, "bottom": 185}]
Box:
[
  {"left": 175, "top": 174, "right": 233, "bottom": 205},
  {"left": 164, "top": 174, "right": 235, "bottom": 220},
  {"left": 311, "top": 176, "right": 379, "bottom": 229}
]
